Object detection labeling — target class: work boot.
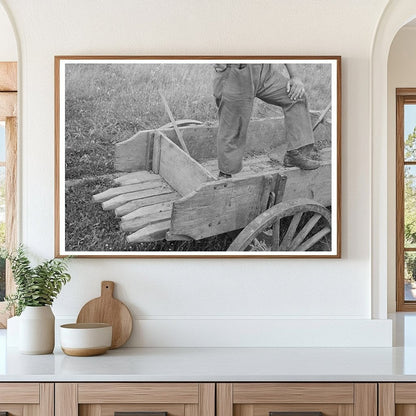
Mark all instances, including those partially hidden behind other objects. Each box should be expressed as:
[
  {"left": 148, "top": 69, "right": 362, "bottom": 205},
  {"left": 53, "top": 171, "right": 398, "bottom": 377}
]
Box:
[{"left": 283, "top": 149, "right": 320, "bottom": 170}]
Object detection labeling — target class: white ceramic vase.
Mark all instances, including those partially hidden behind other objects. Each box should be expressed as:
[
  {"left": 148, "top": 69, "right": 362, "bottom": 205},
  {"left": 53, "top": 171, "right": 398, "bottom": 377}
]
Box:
[{"left": 19, "top": 306, "right": 55, "bottom": 354}]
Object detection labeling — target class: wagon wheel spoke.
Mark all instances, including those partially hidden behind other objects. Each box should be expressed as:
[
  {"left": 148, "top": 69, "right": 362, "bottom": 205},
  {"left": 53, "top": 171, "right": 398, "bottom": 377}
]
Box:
[
  {"left": 288, "top": 213, "right": 322, "bottom": 250},
  {"left": 297, "top": 226, "right": 331, "bottom": 251},
  {"left": 271, "top": 221, "right": 280, "bottom": 250},
  {"left": 280, "top": 212, "right": 302, "bottom": 250},
  {"left": 227, "top": 198, "right": 332, "bottom": 253}
]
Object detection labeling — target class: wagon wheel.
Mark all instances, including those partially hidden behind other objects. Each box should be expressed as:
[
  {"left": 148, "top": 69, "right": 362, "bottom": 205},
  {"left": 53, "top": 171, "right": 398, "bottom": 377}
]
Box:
[{"left": 227, "top": 198, "right": 332, "bottom": 252}]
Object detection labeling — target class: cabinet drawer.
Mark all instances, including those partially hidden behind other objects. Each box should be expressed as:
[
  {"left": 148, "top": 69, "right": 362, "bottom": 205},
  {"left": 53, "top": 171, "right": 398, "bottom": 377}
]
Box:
[
  {"left": 56, "top": 383, "right": 215, "bottom": 416},
  {"left": 217, "top": 383, "right": 376, "bottom": 416}
]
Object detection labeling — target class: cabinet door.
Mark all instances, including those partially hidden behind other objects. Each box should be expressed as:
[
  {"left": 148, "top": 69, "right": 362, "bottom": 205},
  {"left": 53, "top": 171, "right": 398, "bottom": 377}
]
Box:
[
  {"left": 379, "top": 383, "right": 416, "bottom": 416},
  {"left": 217, "top": 383, "right": 377, "bottom": 416},
  {"left": 55, "top": 383, "right": 215, "bottom": 416},
  {"left": 0, "top": 383, "right": 53, "bottom": 416}
]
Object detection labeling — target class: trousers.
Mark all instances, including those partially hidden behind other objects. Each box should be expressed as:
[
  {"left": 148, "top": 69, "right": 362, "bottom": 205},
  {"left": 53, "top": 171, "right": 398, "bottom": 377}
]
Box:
[{"left": 213, "top": 64, "right": 315, "bottom": 175}]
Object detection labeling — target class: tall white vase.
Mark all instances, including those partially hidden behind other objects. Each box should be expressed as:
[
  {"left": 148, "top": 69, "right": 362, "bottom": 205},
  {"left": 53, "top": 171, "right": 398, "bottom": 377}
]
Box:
[{"left": 19, "top": 306, "right": 55, "bottom": 354}]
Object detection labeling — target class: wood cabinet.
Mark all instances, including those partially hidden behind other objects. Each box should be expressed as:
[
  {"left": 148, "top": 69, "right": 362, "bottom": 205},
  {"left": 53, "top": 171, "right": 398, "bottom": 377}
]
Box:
[
  {"left": 55, "top": 383, "right": 215, "bottom": 416},
  {"left": 0, "top": 383, "right": 53, "bottom": 416},
  {"left": 217, "top": 383, "right": 377, "bottom": 416},
  {"left": 379, "top": 383, "right": 416, "bottom": 416},
  {"left": 2, "top": 380, "right": 414, "bottom": 416}
]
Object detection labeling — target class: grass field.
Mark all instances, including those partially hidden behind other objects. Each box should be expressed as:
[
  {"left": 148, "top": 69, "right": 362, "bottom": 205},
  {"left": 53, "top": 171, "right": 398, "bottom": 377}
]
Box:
[{"left": 64, "top": 62, "right": 332, "bottom": 252}]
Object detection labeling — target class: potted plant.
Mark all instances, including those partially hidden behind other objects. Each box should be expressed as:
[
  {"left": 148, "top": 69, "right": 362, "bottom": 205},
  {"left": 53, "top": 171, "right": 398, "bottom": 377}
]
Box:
[{"left": 5, "top": 246, "right": 71, "bottom": 354}]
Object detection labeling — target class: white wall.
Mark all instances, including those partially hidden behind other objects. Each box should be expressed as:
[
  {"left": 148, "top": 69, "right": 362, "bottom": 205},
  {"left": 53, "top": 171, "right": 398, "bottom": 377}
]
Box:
[
  {"left": 387, "top": 26, "right": 416, "bottom": 312},
  {"left": 0, "top": 0, "right": 393, "bottom": 347},
  {"left": 0, "top": 3, "right": 16, "bottom": 61}
]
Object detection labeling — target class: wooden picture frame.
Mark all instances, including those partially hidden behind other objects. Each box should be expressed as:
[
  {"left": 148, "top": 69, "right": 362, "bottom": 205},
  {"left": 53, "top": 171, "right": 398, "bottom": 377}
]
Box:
[{"left": 55, "top": 56, "right": 341, "bottom": 258}]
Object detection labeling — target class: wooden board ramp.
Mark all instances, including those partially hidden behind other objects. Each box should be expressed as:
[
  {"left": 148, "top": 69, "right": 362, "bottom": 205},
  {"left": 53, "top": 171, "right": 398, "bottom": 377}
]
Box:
[
  {"left": 92, "top": 167, "right": 178, "bottom": 242},
  {"left": 93, "top": 132, "right": 216, "bottom": 243},
  {"left": 114, "top": 171, "right": 160, "bottom": 186},
  {"left": 115, "top": 192, "right": 179, "bottom": 218}
]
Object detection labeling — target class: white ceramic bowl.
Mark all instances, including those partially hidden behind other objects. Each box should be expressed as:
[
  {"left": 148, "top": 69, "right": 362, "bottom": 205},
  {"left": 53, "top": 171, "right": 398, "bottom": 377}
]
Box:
[{"left": 60, "top": 323, "right": 112, "bottom": 356}]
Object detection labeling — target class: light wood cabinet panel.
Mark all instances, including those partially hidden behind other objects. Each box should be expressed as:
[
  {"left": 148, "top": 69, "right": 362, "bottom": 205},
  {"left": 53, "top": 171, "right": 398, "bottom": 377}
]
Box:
[
  {"left": 57, "top": 383, "right": 215, "bottom": 416},
  {"left": 218, "top": 383, "right": 376, "bottom": 416},
  {"left": 78, "top": 383, "right": 199, "bottom": 404},
  {"left": 377, "top": 383, "right": 416, "bottom": 416},
  {"left": 0, "top": 382, "right": 53, "bottom": 416}
]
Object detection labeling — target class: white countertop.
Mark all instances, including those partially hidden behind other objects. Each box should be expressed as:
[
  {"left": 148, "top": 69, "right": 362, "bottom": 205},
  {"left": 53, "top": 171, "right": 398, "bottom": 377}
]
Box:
[
  {"left": 2, "top": 313, "right": 416, "bottom": 382},
  {"left": 2, "top": 345, "right": 416, "bottom": 382}
]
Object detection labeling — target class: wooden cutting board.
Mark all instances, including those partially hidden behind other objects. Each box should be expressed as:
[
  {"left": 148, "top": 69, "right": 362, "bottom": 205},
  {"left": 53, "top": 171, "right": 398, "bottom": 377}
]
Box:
[{"left": 76, "top": 281, "right": 133, "bottom": 349}]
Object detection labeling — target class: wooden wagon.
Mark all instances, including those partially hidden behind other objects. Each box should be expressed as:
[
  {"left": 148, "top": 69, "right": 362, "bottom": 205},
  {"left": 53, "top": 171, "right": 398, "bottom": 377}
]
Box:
[{"left": 93, "top": 114, "right": 333, "bottom": 252}]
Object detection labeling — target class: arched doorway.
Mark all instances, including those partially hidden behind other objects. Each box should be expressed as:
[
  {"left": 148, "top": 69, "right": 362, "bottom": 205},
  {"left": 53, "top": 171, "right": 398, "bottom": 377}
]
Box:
[{"left": 371, "top": 1, "right": 416, "bottom": 319}]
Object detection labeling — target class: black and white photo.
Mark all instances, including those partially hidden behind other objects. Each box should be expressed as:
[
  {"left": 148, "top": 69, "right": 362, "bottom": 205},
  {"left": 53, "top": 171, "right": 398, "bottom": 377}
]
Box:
[{"left": 55, "top": 57, "right": 341, "bottom": 257}]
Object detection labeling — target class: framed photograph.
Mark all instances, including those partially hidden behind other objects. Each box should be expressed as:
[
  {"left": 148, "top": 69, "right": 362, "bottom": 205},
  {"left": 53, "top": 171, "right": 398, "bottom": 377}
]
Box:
[{"left": 55, "top": 56, "right": 341, "bottom": 258}]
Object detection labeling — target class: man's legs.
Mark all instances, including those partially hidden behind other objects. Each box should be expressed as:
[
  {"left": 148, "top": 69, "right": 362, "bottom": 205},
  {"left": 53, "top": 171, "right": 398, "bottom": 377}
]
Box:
[
  {"left": 216, "top": 96, "right": 254, "bottom": 175},
  {"left": 257, "top": 82, "right": 319, "bottom": 170}
]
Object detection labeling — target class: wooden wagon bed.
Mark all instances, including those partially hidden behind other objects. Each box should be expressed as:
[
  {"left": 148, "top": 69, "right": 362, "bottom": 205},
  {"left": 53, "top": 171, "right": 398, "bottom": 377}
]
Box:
[{"left": 93, "top": 116, "right": 332, "bottom": 244}]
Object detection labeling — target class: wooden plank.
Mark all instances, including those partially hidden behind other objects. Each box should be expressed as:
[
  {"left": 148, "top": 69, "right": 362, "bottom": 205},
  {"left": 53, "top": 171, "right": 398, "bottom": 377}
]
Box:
[
  {"left": 158, "top": 133, "right": 215, "bottom": 196},
  {"left": 145, "top": 131, "right": 155, "bottom": 171},
  {"left": 395, "top": 383, "right": 416, "bottom": 403},
  {"left": 126, "top": 219, "right": 171, "bottom": 243},
  {"left": 102, "top": 186, "right": 173, "bottom": 211},
  {"left": 115, "top": 192, "right": 180, "bottom": 217},
  {"left": 55, "top": 383, "right": 78, "bottom": 416},
  {"left": 152, "top": 131, "right": 162, "bottom": 174},
  {"left": 281, "top": 160, "right": 332, "bottom": 207},
  {"left": 0, "top": 383, "right": 39, "bottom": 403},
  {"left": 78, "top": 383, "right": 199, "bottom": 404},
  {"left": 0, "top": 92, "right": 17, "bottom": 120},
  {"left": 216, "top": 384, "right": 233, "bottom": 416},
  {"left": 121, "top": 201, "right": 173, "bottom": 222},
  {"left": 200, "top": 155, "right": 331, "bottom": 207},
  {"left": 93, "top": 180, "right": 164, "bottom": 202},
  {"left": 379, "top": 383, "right": 395, "bottom": 416},
  {"left": 171, "top": 174, "right": 276, "bottom": 240},
  {"left": 121, "top": 209, "right": 172, "bottom": 232},
  {"left": 114, "top": 115, "right": 331, "bottom": 170},
  {"left": 199, "top": 384, "right": 215, "bottom": 416},
  {"left": 354, "top": 384, "right": 377, "bottom": 416},
  {"left": 114, "top": 130, "right": 152, "bottom": 172},
  {"left": 0, "top": 62, "right": 17, "bottom": 91},
  {"left": 232, "top": 383, "right": 353, "bottom": 404},
  {"left": 114, "top": 171, "right": 160, "bottom": 185},
  {"left": 39, "top": 383, "right": 54, "bottom": 416}
]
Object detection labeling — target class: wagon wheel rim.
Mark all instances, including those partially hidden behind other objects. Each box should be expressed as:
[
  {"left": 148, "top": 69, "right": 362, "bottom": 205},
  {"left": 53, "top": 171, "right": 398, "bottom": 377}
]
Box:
[{"left": 227, "top": 198, "right": 332, "bottom": 252}]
